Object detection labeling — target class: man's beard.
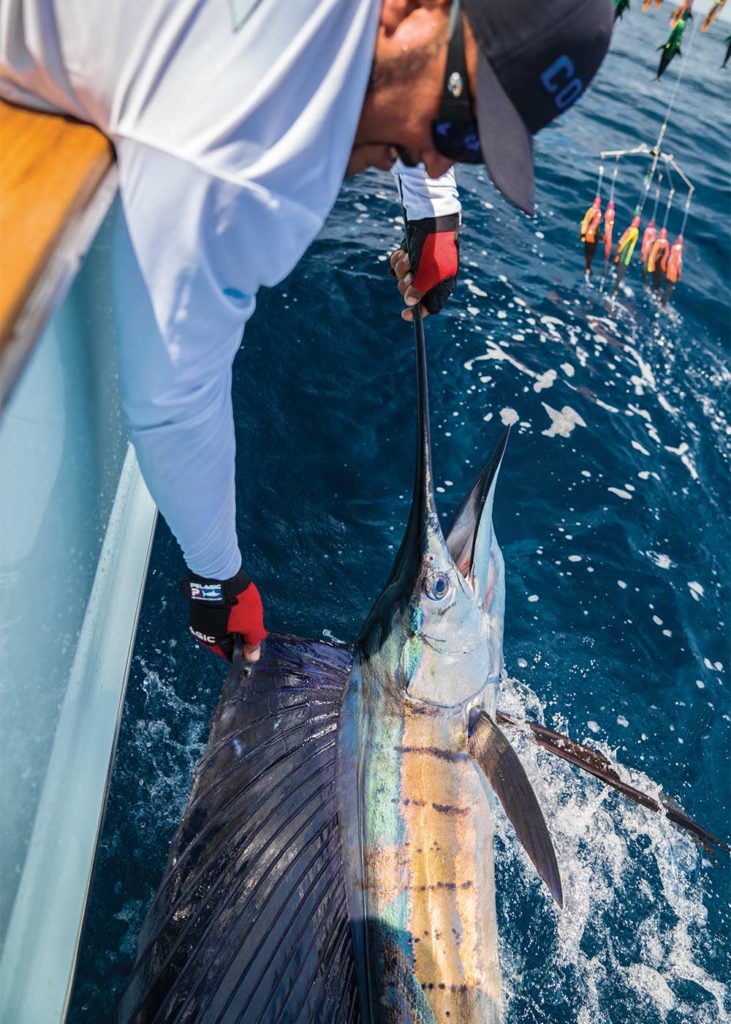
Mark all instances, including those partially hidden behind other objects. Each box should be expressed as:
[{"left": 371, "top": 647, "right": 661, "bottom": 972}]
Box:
[
  {"left": 363, "top": 39, "right": 445, "bottom": 169},
  {"left": 366, "top": 39, "right": 443, "bottom": 92}
]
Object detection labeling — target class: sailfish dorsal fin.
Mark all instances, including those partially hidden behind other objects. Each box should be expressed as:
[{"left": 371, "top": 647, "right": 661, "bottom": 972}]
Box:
[{"left": 119, "top": 635, "right": 359, "bottom": 1024}]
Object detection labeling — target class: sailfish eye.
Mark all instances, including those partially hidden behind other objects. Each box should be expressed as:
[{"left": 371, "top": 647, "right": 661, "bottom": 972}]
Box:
[{"left": 425, "top": 571, "right": 451, "bottom": 601}]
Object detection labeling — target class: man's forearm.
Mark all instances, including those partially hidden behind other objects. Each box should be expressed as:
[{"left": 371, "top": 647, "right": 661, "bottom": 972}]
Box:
[
  {"left": 390, "top": 160, "right": 461, "bottom": 221},
  {"left": 112, "top": 209, "right": 245, "bottom": 580},
  {"left": 126, "top": 369, "right": 242, "bottom": 580}
]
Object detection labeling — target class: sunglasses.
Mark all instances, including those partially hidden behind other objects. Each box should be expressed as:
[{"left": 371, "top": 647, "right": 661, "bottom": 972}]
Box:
[{"left": 431, "top": 0, "right": 483, "bottom": 164}]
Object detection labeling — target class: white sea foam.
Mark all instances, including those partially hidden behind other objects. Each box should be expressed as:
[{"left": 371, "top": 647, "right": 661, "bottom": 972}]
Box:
[
  {"left": 533, "top": 369, "right": 557, "bottom": 393},
  {"left": 646, "top": 551, "right": 675, "bottom": 570},
  {"left": 500, "top": 407, "right": 519, "bottom": 426},
  {"left": 497, "top": 676, "right": 729, "bottom": 1024},
  {"left": 624, "top": 342, "right": 657, "bottom": 396},
  {"left": 322, "top": 628, "right": 345, "bottom": 643},
  {"left": 465, "top": 279, "right": 488, "bottom": 298},
  {"left": 665, "top": 441, "right": 700, "bottom": 481},
  {"left": 541, "top": 404, "right": 587, "bottom": 439},
  {"left": 626, "top": 964, "right": 676, "bottom": 1014},
  {"left": 114, "top": 897, "right": 147, "bottom": 958},
  {"left": 631, "top": 440, "right": 651, "bottom": 457}
]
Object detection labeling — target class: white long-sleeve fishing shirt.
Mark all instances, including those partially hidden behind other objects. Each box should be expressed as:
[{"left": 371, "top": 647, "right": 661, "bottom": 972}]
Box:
[{"left": 1, "top": 0, "right": 460, "bottom": 579}]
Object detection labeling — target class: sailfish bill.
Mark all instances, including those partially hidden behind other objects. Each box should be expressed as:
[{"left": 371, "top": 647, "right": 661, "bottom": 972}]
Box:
[
  {"left": 445, "top": 427, "right": 509, "bottom": 584},
  {"left": 119, "top": 311, "right": 727, "bottom": 1023}
]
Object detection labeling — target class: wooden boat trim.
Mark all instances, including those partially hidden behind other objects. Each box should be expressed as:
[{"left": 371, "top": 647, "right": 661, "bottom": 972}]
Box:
[{"left": 0, "top": 99, "right": 117, "bottom": 410}]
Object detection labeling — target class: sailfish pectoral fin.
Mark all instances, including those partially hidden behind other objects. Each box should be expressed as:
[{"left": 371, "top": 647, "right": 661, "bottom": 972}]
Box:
[{"left": 468, "top": 710, "right": 563, "bottom": 908}]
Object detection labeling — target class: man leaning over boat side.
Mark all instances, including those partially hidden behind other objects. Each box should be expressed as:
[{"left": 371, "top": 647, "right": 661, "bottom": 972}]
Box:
[{"left": 0, "top": 0, "right": 614, "bottom": 663}]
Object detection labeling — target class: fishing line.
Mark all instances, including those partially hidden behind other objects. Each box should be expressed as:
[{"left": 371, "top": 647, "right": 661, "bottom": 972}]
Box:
[
  {"left": 608, "top": 159, "right": 619, "bottom": 203},
  {"left": 663, "top": 164, "right": 675, "bottom": 221},
  {"left": 650, "top": 175, "right": 662, "bottom": 222},
  {"left": 598, "top": 160, "right": 620, "bottom": 293},
  {"left": 679, "top": 191, "right": 692, "bottom": 236},
  {"left": 635, "top": 15, "right": 699, "bottom": 223},
  {"left": 655, "top": 15, "right": 700, "bottom": 153},
  {"left": 663, "top": 186, "right": 675, "bottom": 232},
  {"left": 588, "top": 16, "right": 699, "bottom": 296},
  {"left": 636, "top": 159, "right": 656, "bottom": 217},
  {"left": 596, "top": 163, "right": 605, "bottom": 199}
]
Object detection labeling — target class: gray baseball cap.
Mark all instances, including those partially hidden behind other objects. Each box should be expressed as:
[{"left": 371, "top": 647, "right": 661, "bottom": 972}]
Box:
[{"left": 463, "top": 0, "right": 614, "bottom": 213}]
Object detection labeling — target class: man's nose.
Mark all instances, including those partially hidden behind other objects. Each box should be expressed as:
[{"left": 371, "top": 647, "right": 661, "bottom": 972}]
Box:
[{"left": 422, "top": 151, "right": 455, "bottom": 179}]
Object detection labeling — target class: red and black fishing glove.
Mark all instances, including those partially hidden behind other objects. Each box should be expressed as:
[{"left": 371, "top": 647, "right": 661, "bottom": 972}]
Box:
[
  {"left": 185, "top": 566, "right": 267, "bottom": 661},
  {"left": 395, "top": 212, "right": 460, "bottom": 314}
]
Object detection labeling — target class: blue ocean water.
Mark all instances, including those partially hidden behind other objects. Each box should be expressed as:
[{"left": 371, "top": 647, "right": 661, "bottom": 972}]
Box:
[{"left": 69, "top": 9, "right": 730, "bottom": 1023}]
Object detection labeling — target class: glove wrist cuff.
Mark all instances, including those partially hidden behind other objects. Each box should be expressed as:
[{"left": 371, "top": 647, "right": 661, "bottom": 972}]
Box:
[
  {"left": 407, "top": 212, "right": 460, "bottom": 234},
  {"left": 186, "top": 566, "right": 251, "bottom": 605}
]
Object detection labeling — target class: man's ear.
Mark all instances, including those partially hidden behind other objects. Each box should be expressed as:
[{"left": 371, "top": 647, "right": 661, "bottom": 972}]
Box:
[
  {"left": 381, "top": 1, "right": 451, "bottom": 45},
  {"left": 381, "top": 1, "right": 450, "bottom": 35},
  {"left": 381, "top": 1, "right": 412, "bottom": 34}
]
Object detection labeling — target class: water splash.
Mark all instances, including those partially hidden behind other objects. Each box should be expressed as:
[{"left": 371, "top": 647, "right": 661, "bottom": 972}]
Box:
[{"left": 496, "top": 675, "right": 729, "bottom": 1024}]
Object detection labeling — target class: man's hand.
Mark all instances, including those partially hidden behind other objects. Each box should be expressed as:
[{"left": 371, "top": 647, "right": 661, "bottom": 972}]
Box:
[
  {"left": 185, "top": 566, "right": 267, "bottom": 662},
  {"left": 390, "top": 212, "right": 460, "bottom": 321}
]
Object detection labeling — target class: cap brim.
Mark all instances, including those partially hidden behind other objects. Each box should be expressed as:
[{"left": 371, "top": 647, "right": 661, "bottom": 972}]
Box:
[{"left": 475, "top": 49, "right": 535, "bottom": 215}]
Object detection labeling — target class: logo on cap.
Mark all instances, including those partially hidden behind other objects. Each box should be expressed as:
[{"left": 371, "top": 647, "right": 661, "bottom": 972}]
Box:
[
  {"left": 448, "top": 72, "right": 464, "bottom": 99},
  {"left": 540, "top": 56, "right": 584, "bottom": 112}
]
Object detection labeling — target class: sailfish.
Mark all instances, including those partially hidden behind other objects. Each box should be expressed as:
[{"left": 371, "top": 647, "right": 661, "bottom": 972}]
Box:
[{"left": 120, "top": 315, "right": 726, "bottom": 1024}]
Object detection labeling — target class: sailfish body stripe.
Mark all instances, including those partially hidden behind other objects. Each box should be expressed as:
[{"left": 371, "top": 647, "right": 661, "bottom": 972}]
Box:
[{"left": 338, "top": 648, "right": 503, "bottom": 1023}]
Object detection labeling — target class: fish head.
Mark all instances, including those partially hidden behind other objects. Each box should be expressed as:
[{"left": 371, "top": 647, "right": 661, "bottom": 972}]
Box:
[{"left": 357, "top": 321, "right": 508, "bottom": 709}]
